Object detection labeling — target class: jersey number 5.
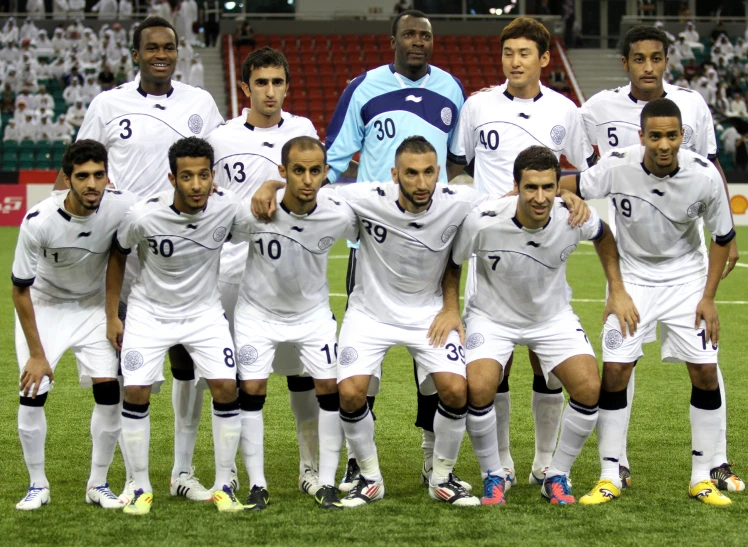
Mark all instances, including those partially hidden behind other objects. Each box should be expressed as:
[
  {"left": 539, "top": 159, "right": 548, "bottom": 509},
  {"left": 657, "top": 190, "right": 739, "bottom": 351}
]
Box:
[{"left": 607, "top": 127, "right": 618, "bottom": 147}]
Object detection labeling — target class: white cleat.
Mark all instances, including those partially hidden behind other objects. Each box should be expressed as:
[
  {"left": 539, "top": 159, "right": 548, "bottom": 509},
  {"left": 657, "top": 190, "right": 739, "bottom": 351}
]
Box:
[
  {"left": 299, "top": 468, "right": 321, "bottom": 496},
  {"left": 529, "top": 466, "right": 548, "bottom": 485},
  {"left": 504, "top": 468, "right": 516, "bottom": 492},
  {"left": 86, "top": 483, "right": 125, "bottom": 509},
  {"left": 421, "top": 463, "right": 472, "bottom": 492},
  {"left": 170, "top": 467, "right": 213, "bottom": 501},
  {"left": 118, "top": 478, "right": 135, "bottom": 505},
  {"left": 341, "top": 477, "right": 385, "bottom": 507},
  {"left": 16, "top": 485, "right": 50, "bottom": 511},
  {"left": 429, "top": 478, "right": 480, "bottom": 506}
]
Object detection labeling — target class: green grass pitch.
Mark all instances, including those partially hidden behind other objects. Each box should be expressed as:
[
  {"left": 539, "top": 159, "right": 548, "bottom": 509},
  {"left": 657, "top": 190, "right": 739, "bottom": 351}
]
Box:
[{"left": 1, "top": 227, "right": 748, "bottom": 546}]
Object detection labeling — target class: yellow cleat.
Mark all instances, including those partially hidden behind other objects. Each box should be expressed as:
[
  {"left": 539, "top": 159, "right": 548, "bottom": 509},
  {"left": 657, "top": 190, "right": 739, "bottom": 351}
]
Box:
[
  {"left": 579, "top": 480, "right": 621, "bottom": 505},
  {"left": 123, "top": 489, "right": 153, "bottom": 515},
  {"left": 213, "top": 485, "right": 244, "bottom": 513},
  {"left": 689, "top": 480, "right": 732, "bottom": 506}
]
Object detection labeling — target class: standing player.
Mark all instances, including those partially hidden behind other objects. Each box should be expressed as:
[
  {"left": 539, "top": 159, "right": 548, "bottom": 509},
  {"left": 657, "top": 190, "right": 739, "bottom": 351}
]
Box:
[
  {"left": 446, "top": 16, "right": 596, "bottom": 489},
  {"left": 107, "top": 138, "right": 245, "bottom": 515},
  {"left": 563, "top": 99, "right": 735, "bottom": 506},
  {"left": 232, "top": 137, "right": 358, "bottom": 511},
  {"left": 453, "top": 146, "right": 636, "bottom": 505},
  {"left": 579, "top": 25, "right": 742, "bottom": 491},
  {"left": 59, "top": 16, "right": 226, "bottom": 503},
  {"left": 206, "top": 47, "right": 323, "bottom": 498},
  {"left": 12, "top": 141, "right": 135, "bottom": 510},
  {"left": 324, "top": 8, "right": 467, "bottom": 490}
]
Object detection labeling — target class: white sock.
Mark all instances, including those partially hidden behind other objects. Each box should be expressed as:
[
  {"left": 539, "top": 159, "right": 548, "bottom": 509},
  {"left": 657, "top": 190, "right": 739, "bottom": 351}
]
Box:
[
  {"left": 289, "top": 389, "right": 319, "bottom": 474},
  {"left": 422, "top": 430, "right": 435, "bottom": 471},
  {"left": 340, "top": 404, "right": 381, "bottom": 482},
  {"left": 117, "top": 378, "right": 133, "bottom": 481},
  {"left": 597, "top": 389, "right": 627, "bottom": 487},
  {"left": 712, "top": 366, "right": 728, "bottom": 468},
  {"left": 121, "top": 402, "right": 152, "bottom": 493},
  {"left": 531, "top": 385, "right": 564, "bottom": 471},
  {"left": 690, "top": 386, "right": 721, "bottom": 485},
  {"left": 318, "top": 409, "right": 343, "bottom": 487},
  {"left": 88, "top": 403, "right": 121, "bottom": 488},
  {"left": 547, "top": 399, "right": 598, "bottom": 478},
  {"left": 171, "top": 379, "right": 203, "bottom": 479},
  {"left": 345, "top": 439, "right": 356, "bottom": 461},
  {"left": 431, "top": 402, "right": 467, "bottom": 486},
  {"left": 619, "top": 367, "right": 635, "bottom": 469},
  {"left": 18, "top": 404, "right": 48, "bottom": 488},
  {"left": 467, "top": 405, "right": 502, "bottom": 479},
  {"left": 240, "top": 409, "right": 266, "bottom": 488},
  {"left": 494, "top": 392, "right": 513, "bottom": 471},
  {"left": 212, "top": 400, "right": 242, "bottom": 491}
]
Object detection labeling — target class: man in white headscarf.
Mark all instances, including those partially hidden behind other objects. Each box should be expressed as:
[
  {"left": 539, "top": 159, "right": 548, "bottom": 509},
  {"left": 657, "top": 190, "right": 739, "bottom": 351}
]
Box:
[
  {"left": 188, "top": 55, "right": 203, "bottom": 88},
  {"left": 92, "top": 0, "right": 119, "bottom": 20},
  {"left": 53, "top": 0, "right": 70, "bottom": 16}
]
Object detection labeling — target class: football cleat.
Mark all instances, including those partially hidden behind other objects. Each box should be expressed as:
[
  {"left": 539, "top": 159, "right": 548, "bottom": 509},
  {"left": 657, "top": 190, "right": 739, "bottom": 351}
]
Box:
[
  {"left": 429, "top": 477, "right": 480, "bottom": 506},
  {"left": 118, "top": 478, "right": 135, "bottom": 505},
  {"left": 213, "top": 485, "right": 244, "bottom": 512},
  {"left": 481, "top": 473, "right": 506, "bottom": 506},
  {"left": 541, "top": 474, "right": 575, "bottom": 505},
  {"left": 314, "top": 485, "right": 343, "bottom": 510},
  {"left": 620, "top": 465, "right": 632, "bottom": 489},
  {"left": 529, "top": 466, "right": 547, "bottom": 485},
  {"left": 421, "top": 463, "right": 472, "bottom": 492},
  {"left": 245, "top": 485, "right": 269, "bottom": 511},
  {"left": 86, "top": 483, "right": 125, "bottom": 509},
  {"left": 299, "top": 468, "right": 321, "bottom": 496},
  {"left": 123, "top": 489, "right": 153, "bottom": 515},
  {"left": 689, "top": 480, "right": 732, "bottom": 506},
  {"left": 711, "top": 463, "right": 745, "bottom": 492},
  {"left": 230, "top": 468, "right": 240, "bottom": 493},
  {"left": 170, "top": 467, "right": 213, "bottom": 501},
  {"left": 503, "top": 468, "right": 516, "bottom": 492},
  {"left": 340, "top": 477, "right": 385, "bottom": 507},
  {"left": 338, "top": 458, "right": 361, "bottom": 493},
  {"left": 579, "top": 480, "right": 621, "bottom": 505},
  {"left": 16, "top": 485, "right": 50, "bottom": 511}
]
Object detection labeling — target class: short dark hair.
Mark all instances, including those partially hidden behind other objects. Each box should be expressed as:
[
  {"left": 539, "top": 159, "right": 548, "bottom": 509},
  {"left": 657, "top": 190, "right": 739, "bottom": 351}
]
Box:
[
  {"left": 640, "top": 97, "right": 682, "bottom": 130},
  {"left": 168, "top": 137, "right": 214, "bottom": 175},
  {"left": 281, "top": 136, "right": 326, "bottom": 167},
  {"left": 241, "top": 46, "right": 290, "bottom": 85},
  {"left": 132, "top": 16, "right": 178, "bottom": 51},
  {"left": 621, "top": 25, "right": 669, "bottom": 59},
  {"left": 61, "top": 139, "right": 108, "bottom": 178},
  {"left": 391, "top": 9, "right": 430, "bottom": 37},
  {"left": 500, "top": 16, "right": 550, "bottom": 56},
  {"left": 513, "top": 145, "right": 561, "bottom": 185},
  {"left": 395, "top": 135, "right": 437, "bottom": 160}
]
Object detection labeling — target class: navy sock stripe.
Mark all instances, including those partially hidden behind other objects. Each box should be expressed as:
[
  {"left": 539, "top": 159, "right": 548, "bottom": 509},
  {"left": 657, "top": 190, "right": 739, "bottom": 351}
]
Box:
[
  {"left": 437, "top": 401, "right": 468, "bottom": 420},
  {"left": 569, "top": 398, "right": 598, "bottom": 416},
  {"left": 467, "top": 402, "right": 493, "bottom": 416},
  {"left": 340, "top": 403, "right": 369, "bottom": 423}
]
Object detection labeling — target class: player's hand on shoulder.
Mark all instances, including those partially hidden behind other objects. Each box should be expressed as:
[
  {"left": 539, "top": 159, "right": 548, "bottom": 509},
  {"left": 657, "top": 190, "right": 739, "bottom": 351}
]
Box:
[
  {"left": 695, "top": 297, "right": 719, "bottom": 346},
  {"left": 107, "top": 315, "right": 124, "bottom": 352},
  {"left": 559, "top": 189, "right": 590, "bottom": 227},
  {"left": 20, "top": 355, "right": 54, "bottom": 399},
  {"left": 251, "top": 180, "right": 285, "bottom": 222},
  {"left": 603, "top": 285, "right": 640, "bottom": 338},
  {"left": 427, "top": 308, "right": 465, "bottom": 348}
]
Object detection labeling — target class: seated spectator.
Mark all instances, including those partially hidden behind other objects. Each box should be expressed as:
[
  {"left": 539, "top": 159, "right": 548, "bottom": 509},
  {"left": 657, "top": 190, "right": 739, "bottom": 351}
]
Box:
[
  {"left": 674, "top": 74, "right": 690, "bottom": 88},
  {"left": 49, "top": 57, "right": 66, "bottom": 80},
  {"left": 51, "top": 26, "right": 68, "bottom": 53},
  {"left": 114, "top": 63, "right": 132, "bottom": 85},
  {"left": 111, "top": 22, "right": 127, "bottom": 46},
  {"left": 235, "top": 21, "right": 256, "bottom": 48},
  {"left": 736, "top": 38, "right": 748, "bottom": 59},
  {"left": 0, "top": 18, "right": 20, "bottom": 46},
  {"left": 4, "top": 65, "right": 20, "bottom": 91},
  {"left": 52, "top": 114, "right": 73, "bottom": 143},
  {"left": 62, "top": 77, "right": 84, "bottom": 106},
  {"left": 15, "top": 87, "right": 36, "bottom": 110},
  {"left": 66, "top": 99, "right": 87, "bottom": 128},
  {"left": 675, "top": 35, "right": 695, "bottom": 61},
  {"left": 3, "top": 118, "right": 19, "bottom": 141},
  {"left": 63, "top": 65, "right": 84, "bottom": 88},
  {"left": 730, "top": 93, "right": 748, "bottom": 117},
  {"left": 668, "top": 45, "right": 684, "bottom": 74},
  {"left": 0, "top": 82, "right": 15, "bottom": 113},
  {"left": 189, "top": 55, "right": 203, "bottom": 88},
  {"left": 36, "top": 105, "right": 54, "bottom": 121},
  {"left": 82, "top": 75, "right": 101, "bottom": 103},
  {"left": 13, "top": 99, "right": 34, "bottom": 123},
  {"left": 715, "top": 34, "right": 734, "bottom": 57},
  {"left": 710, "top": 22, "right": 728, "bottom": 45},
  {"left": 177, "top": 36, "right": 193, "bottom": 75},
  {"left": 98, "top": 63, "right": 115, "bottom": 91},
  {"left": 19, "top": 111, "right": 38, "bottom": 141},
  {"left": 20, "top": 17, "right": 39, "bottom": 42},
  {"left": 680, "top": 21, "right": 700, "bottom": 47},
  {"left": 36, "top": 115, "right": 54, "bottom": 141},
  {"left": 716, "top": 57, "right": 730, "bottom": 81},
  {"left": 35, "top": 29, "right": 54, "bottom": 58},
  {"left": 693, "top": 75, "right": 715, "bottom": 105},
  {"left": 711, "top": 46, "right": 728, "bottom": 66},
  {"left": 715, "top": 83, "right": 730, "bottom": 114},
  {"left": 729, "top": 57, "right": 744, "bottom": 83},
  {"left": 36, "top": 57, "right": 51, "bottom": 79}
]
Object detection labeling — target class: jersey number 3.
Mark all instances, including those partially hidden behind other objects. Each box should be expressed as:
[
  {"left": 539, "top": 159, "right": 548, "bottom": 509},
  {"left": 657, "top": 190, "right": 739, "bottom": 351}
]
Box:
[{"left": 119, "top": 119, "right": 132, "bottom": 139}]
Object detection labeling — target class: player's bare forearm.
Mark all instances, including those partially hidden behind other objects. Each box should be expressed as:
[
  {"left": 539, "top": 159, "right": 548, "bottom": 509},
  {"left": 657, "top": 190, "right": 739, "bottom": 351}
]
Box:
[
  {"left": 594, "top": 223, "right": 640, "bottom": 335},
  {"left": 106, "top": 248, "right": 126, "bottom": 320},
  {"left": 251, "top": 179, "right": 286, "bottom": 221},
  {"left": 341, "top": 160, "right": 359, "bottom": 179},
  {"left": 704, "top": 239, "right": 731, "bottom": 300},
  {"left": 711, "top": 158, "right": 740, "bottom": 278},
  {"left": 558, "top": 174, "right": 578, "bottom": 195},
  {"left": 12, "top": 285, "right": 45, "bottom": 359},
  {"left": 447, "top": 160, "right": 466, "bottom": 181},
  {"left": 441, "top": 262, "right": 462, "bottom": 312},
  {"left": 593, "top": 222, "right": 623, "bottom": 288},
  {"left": 428, "top": 262, "right": 464, "bottom": 347},
  {"left": 53, "top": 168, "right": 66, "bottom": 191}
]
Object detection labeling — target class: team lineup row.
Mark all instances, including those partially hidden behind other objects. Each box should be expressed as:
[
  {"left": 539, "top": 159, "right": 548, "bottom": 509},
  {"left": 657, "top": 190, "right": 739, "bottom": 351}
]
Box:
[{"left": 10, "top": 11, "right": 744, "bottom": 514}]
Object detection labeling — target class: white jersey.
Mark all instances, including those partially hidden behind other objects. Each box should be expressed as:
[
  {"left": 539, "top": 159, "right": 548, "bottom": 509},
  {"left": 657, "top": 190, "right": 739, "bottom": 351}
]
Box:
[
  {"left": 578, "top": 145, "right": 734, "bottom": 286},
  {"left": 339, "top": 182, "right": 485, "bottom": 327},
  {"left": 231, "top": 190, "right": 358, "bottom": 323},
  {"left": 448, "top": 83, "right": 595, "bottom": 196},
  {"left": 77, "top": 80, "right": 224, "bottom": 197},
  {"left": 115, "top": 188, "right": 252, "bottom": 319},
  {"left": 452, "top": 196, "right": 602, "bottom": 328},
  {"left": 12, "top": 189, "right": 136, "bottom": 302},
  {"left": 206, "top": 109, "right": 319, "bottom": 283},
  {"left": 581, "top": 82, "right": 718, "bottom": 159}
]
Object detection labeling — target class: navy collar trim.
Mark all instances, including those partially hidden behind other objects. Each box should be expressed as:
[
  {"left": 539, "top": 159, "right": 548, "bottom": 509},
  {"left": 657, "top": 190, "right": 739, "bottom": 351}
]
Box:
[
  {"left": 628, "top": 90, "right": 667, "bottom": 103},
  {"left": 504, "top": 89, "right": 543, "bottom": 102},
  {"left": 245, "top": 118, "right": 284, "bottom": 131},
  {"left": 137, "top": 84, "right": 174, "bottom": 98},
  {"left": 280, "top": 200, "right": 316, "bottom": 216},
  {"left": 641, "top": 162, "right": 679, "bottom": 178}
]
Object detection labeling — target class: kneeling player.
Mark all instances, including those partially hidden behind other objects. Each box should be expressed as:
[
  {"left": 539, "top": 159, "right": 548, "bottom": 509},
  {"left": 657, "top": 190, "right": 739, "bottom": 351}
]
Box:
[
  {"left": 107, "top": 138, "right": 249, "bottom": 515},
  {"left": 12, "top": 140, "right": 135, "bottom": 510},
  {"left": 452, "top": 146, "right": 638, "bottom": 505},
  {"left": 231, "top": 137, "right": 358, "bottom": 511}
]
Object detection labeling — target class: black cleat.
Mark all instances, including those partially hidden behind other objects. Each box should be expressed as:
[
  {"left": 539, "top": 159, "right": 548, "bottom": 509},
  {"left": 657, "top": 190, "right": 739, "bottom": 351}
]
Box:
[
  {"left": 619, "top": 465, "right": 631, "bottom": 489},
  {"left": 244, "top": 485, "right": 269, "bottom": 511},
  {"left": 710, "top": 463, "right": 745, "bottom": 492},
  {"left": 338, "top": 458, "right": 361, "bottom": 493},
  {"left": 314, "top": 485, "right": 343, "bottom": 510}
]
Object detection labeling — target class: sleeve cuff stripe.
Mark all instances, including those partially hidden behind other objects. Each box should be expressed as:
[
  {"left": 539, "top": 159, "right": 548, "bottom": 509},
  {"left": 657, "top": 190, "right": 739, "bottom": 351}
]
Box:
[
  {"left": 112, "top": 231, "right": 131, "bottom": 255},
  {"left": 447, "top": 152, "right": 468, "bottom": 166},
  {"left": 575, "top": 173, "right": 583, "bottom": 199},
  {"left": 589, "top": 219, "right": 604, "bottom": 241},
  {"left": 715, "top": 228, "right": 736, "bottom": 245},
  {"left": 11, "top": 275, "right": 34, "bottom": 287}
]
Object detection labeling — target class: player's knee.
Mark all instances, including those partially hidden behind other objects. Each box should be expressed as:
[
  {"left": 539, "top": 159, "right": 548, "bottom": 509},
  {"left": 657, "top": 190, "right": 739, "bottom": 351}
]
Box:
[
  {"left": 241, "top": 379, "right": 267, "bottom": 396},
  {"left": 688, "top": 363, "right": 719, "bottom": 391},
  {"left": 317, "top": 392, "right": 340, "bottom": 412},
  {"left": 287, "top": 375, "right": 315, "bottom": 392},
  {"left": 567, "top": 377, "right": 600, "bottom": 408},
  {"left": 338, "top": 382, "right": 366, "bottom": 413},
  {"left": 92, "top": 380, "right": 120, "bottom": 406},
  {"left": 124, "top": 385, "right": 151, "bottom": 405},
  {"left": 601, "top": 362, "right": 633, "bottom": 392},
  {"left": 239, "top": 390, "right": 266, "bottom": 411},
  {"left": 19, "top": 392, "right": 48, "bottom": 408},
  {"left": 209, "top": 379, "right": 238, "bottom": 403},
  {"left": 436, "top": 381, "right": 467, "bottom": 409}
]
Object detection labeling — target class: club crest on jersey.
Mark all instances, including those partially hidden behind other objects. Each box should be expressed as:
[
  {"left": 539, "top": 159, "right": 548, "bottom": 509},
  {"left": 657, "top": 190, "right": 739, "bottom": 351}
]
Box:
[
  {"left": 466, "top": 333, "right": 485, "bottom": 350},
  {"left": 213, "top": 227, "right": 227, "bottom": 241},
  {"left": 441, "top": 225, "right": 458, "bottom": 243},
  {"left": 318, "top": 236, "right": 334, "bottom": 250},
  {"left": 687, "top": 201, "right": 706, "bottom": 218},
  {"left": 683, "top": 124, "right": 693, "bottom": 144},
  {"left": 339, "top": 347, "right": 358, "bottom": 366},
  {"left": 188, "top": 114, "right": 203, "bottom": 134},
  {"left": 550, "top": 125, "right": 566, "bottom": 145},
  {"left": 238, "top": 345, "right": 258, "bottom": 366},
  {"left": 560, "top": 244, "right": 577, "bottom": 261},
  {"left": 441, "top": 107, "right": 453, "bottom": 126},
  {"left": 604, "top": 329, "right": 623, "bottom": 350},
  {"left": 124, "top": 351, "right": 144, "bottom": 371}
]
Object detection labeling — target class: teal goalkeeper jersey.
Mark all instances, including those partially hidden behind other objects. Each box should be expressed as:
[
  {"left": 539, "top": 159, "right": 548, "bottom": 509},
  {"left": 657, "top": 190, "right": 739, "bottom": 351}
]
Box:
[{"left": 325, "top": 64, "right": 466, "bottom": 183}]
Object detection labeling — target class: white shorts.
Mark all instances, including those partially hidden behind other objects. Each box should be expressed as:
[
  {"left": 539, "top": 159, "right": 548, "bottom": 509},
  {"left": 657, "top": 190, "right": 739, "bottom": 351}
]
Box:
[
  {"left": 234, "top": 310, "right": 338, "bottom": 381},
  {"left": 602, "top": 278, "right": 718, "bottom": 365},
  {"left": 337, "top": 308, "right": 466, "bottom": 396},
  {"left": 120, "top": 304, "right": 237, "bottom": 389},
  {"left": 15, "top": 297, "right": 118, "bottom": 396},
  {"left": 219, "top": 279, "right": 306, "bottom": 377},
  {"left": 464, "top": 308, "right": 595, "bottom": 390}
]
